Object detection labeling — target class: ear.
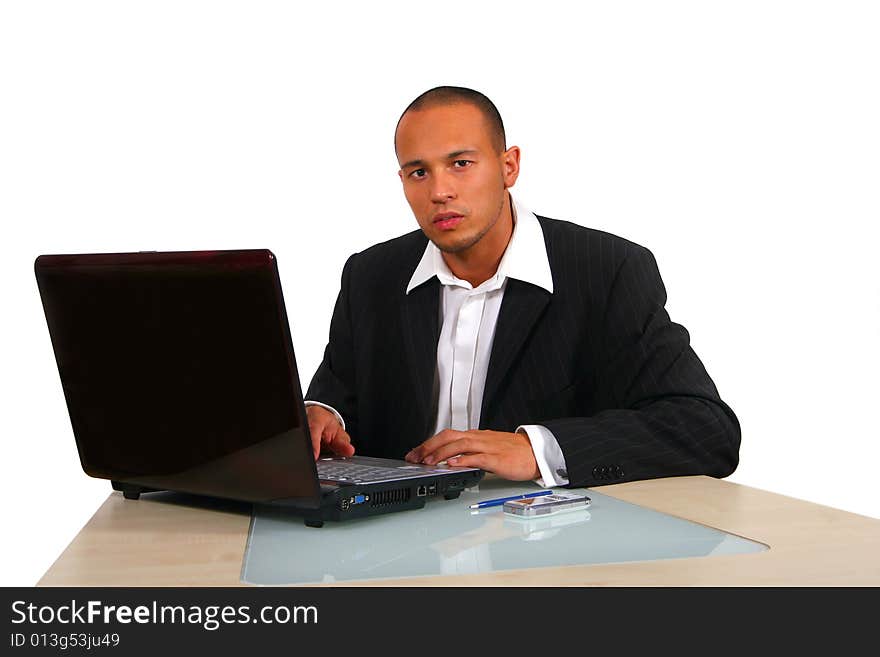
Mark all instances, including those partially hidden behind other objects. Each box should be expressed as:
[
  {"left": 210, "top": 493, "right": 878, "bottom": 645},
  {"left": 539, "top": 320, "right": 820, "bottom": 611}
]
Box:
[
  {"left": 398, "top": 169, "right": 404, "bottom": 183},
  {"left": 501, "top": 145, "right": 521, "bottom": 189}
]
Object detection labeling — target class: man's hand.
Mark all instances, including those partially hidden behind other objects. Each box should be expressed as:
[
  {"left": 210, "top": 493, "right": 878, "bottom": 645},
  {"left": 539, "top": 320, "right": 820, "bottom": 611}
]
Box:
[
  {"left": 404, "top": 429, "right": 540, "bottom": 480},
  {"left": 306, "top": 405, "right": 355, "bottom": 460}
]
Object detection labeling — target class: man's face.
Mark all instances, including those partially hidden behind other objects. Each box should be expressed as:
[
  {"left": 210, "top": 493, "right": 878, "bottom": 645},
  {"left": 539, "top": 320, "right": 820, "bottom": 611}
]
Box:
[{"left": 396, "top": 103, "right": 519, "bottom": 254}]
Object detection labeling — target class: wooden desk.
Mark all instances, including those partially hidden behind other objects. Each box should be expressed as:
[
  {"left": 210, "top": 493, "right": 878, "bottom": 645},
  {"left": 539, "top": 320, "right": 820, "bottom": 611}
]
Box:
[{"left": 38, "top": 476, "right": 880, "bottom": 586}]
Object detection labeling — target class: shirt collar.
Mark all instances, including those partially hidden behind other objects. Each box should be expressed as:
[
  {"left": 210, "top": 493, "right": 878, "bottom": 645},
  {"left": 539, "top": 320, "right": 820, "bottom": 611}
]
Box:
[{"left": 405, "top": 193, "right": 554, "bottom": 295}]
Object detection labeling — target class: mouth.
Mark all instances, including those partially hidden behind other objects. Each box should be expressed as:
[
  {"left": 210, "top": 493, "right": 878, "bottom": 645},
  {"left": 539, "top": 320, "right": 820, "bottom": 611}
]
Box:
[{"left": 432, "top": 212, "right": 464, "bottom": 231}]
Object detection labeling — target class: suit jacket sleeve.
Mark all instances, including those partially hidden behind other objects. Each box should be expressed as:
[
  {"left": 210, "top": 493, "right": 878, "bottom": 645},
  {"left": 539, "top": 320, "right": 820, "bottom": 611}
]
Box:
[
  {"left": 305, "top": 254, "right": 359, "bottom": 440},
  {"left": 541, "top": 245, "right": 741, "bottom": 488}
]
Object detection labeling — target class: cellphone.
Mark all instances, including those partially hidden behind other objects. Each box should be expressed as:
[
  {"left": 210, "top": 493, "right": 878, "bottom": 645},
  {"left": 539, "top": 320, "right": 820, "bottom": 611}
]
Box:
[{"left": 503, "top": 492, "right": 591, "bottom": 517}]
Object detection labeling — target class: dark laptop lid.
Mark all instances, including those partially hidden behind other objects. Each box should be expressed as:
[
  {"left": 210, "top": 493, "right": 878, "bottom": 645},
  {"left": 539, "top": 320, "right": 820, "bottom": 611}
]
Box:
[{"left": 35, "top": 249, "right": 321, "bottom": 505}]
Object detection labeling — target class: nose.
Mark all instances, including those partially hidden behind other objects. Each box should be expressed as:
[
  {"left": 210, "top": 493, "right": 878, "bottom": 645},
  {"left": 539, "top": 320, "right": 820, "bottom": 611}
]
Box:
[{"left": 429, "top": 170, "right": 456, "bottom": 202}]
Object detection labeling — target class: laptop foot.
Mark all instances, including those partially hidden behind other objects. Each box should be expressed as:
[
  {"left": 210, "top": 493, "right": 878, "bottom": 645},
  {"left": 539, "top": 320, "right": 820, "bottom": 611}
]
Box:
[
  {"left": 112, "top": 481, "right": 162, "bottom": 500},
  {"left": 304, "top": 518, "right": 324, "bottom": 528},
  {"left": 443, "top": 491, "right": 462, "bottom": 500}
]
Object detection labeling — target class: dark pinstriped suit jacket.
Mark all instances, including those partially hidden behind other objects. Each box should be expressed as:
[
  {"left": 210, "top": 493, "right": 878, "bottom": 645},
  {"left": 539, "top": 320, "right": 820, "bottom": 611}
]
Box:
[{"left": 306, "top": 215, "right": 740, "bottom": 488}]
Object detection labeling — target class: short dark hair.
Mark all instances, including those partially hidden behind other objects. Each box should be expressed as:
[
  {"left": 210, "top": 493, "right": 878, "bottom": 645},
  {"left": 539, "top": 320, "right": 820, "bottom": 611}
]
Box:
[{"left": 395, "top": 86, "right": 507, "bottom": 154}]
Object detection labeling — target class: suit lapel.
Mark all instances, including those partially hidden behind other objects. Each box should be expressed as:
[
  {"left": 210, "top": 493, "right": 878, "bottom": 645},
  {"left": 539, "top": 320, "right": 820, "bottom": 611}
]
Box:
[
  {"left": 481, "top": 279, "right": 551, "bottom": 421},
  {"left": 400, "top": 278, "right": 440, "bottom": 431}
]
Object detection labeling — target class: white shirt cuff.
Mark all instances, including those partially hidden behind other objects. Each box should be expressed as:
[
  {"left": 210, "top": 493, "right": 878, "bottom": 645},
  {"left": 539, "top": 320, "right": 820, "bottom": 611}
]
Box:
[
  {"left": 303, "top": 401, "right": 346, "bottom": 431},
  {"left": 517, "top": 424, "right": 570, "bottom": 487}
]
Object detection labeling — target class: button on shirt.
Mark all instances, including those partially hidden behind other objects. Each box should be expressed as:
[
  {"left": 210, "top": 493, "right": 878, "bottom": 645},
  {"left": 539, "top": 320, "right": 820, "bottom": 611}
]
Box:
[{"left": 308, "top": 195, "right": 570, "bottom": 487}]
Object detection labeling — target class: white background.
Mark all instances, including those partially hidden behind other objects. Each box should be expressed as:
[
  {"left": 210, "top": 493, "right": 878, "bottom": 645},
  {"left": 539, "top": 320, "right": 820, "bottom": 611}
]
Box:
[{"left": 1, "top": 1, "right": 878, "bottom": 586}]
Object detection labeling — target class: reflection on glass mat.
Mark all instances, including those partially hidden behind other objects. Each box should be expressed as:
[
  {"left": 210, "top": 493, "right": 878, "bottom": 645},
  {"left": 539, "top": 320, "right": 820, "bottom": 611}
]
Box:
[{"left": 241, "top": 479, "right": 767, "bottom": 585}]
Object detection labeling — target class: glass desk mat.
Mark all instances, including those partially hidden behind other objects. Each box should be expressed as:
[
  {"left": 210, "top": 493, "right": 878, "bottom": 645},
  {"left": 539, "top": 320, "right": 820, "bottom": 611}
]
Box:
[{"left": 241, "top": 478, "right": 768, "bottom": 585}]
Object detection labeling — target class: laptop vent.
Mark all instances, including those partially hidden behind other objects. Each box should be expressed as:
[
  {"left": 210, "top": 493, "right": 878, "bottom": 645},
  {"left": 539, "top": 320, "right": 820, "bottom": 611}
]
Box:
[{"left": 370, "top": 487, "right": 412, "bottom": 507}]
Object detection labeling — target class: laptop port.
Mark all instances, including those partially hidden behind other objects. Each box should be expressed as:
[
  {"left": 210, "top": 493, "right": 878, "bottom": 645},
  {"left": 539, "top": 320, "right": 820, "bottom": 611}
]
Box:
[
  {"left": 417, "top": 485, "right": 427, "bottom": 497},
  {"left": 339, "top": 498, "right": 351, "bottom": 511},
  {"left": 427, "top": 483, "right": 437, "bottom": 496}
]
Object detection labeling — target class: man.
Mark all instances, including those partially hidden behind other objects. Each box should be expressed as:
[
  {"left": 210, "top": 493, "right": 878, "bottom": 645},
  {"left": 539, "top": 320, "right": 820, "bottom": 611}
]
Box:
[{"left": 304, "top": 86, "right": 740, "bottom": 489}]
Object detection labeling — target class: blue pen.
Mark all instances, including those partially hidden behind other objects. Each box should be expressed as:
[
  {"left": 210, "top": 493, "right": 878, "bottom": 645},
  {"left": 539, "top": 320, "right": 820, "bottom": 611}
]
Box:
[{"left": 468, "top": 490, "right": 553, "bottom": 510}]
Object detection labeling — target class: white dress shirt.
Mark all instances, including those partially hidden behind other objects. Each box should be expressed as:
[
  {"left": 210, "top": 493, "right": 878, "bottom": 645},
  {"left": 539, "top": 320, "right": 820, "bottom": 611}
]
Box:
[{"left": 308, "top": 194, "right": 570, "bottom": 487}]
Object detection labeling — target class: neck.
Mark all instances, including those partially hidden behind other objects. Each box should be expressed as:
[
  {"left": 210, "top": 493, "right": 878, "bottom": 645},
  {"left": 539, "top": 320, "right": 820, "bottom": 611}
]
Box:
[{"left": 442, "top": 193, "right": 514, "bottom": 288}]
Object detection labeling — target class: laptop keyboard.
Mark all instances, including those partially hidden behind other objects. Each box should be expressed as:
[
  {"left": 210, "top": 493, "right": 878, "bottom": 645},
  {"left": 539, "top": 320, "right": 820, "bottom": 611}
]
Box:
[{"left": 317, "top": 461, "right": 418, "bottom": 483}]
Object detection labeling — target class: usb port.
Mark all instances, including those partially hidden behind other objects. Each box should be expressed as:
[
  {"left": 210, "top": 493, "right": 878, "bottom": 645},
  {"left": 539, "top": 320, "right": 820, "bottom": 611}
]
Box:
[{"left": 427, "top": 483, "right": 437, "bottom": 496}]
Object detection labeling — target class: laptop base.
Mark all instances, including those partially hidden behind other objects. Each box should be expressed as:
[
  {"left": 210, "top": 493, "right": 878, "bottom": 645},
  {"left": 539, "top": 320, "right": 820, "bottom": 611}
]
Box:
[
  {"left": 280, "top": 475, "right": 477, "bottom": 527},
  {"left": 109, "top": 478, "right": 474, "bottom": 528}
]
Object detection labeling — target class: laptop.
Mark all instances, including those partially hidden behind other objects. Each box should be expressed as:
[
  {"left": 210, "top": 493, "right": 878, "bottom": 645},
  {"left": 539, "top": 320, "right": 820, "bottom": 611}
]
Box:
[{"left": 34, "top": 249, "right": 483, "bottom": 527}]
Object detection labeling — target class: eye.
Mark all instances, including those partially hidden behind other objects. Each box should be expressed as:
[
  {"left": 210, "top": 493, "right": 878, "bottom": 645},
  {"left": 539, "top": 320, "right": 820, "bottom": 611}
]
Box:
[
  {"left": 453, "top": 160, "right": 472, "bottom": 168},
  {"left": 409, "top": 168, "right": 427, "bottom": 179}
]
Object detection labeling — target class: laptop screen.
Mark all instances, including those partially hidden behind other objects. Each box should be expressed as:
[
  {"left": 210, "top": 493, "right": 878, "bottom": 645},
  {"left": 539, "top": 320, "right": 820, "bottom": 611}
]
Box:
[{"left": 35, "top": 250, "right": 321, "bottom": 504}]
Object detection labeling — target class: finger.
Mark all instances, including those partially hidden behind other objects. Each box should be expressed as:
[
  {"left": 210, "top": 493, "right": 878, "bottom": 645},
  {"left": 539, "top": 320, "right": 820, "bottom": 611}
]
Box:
[
  {"left": 422, "top": 435, "right": 489, "bottom": 465},
  {"left": 320, "top": 422, "right": 339, "bottom": 446},
  {"left": 406, "top": 429, "right": 462, "bottom": 462},
  {"left": 308, "top": 420, "right": 327, "bottom": 459},
  {"left": 329, "top": 430, "right": 355, "bottom": 457},
  {"left": 446, "top": 453, "right": 492, "bottom": 470},
  {"left": 317, "top": 424, "right": 341, "bottom": 456},
  {"left": 450, "top": 445, "right": 540, "bottom": 480},
  {"left": 315, "top": 420, "right": 351, "bottom": 454},
  {"left": 311, "top": 416, "right": 340, "bottom": 459}
]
